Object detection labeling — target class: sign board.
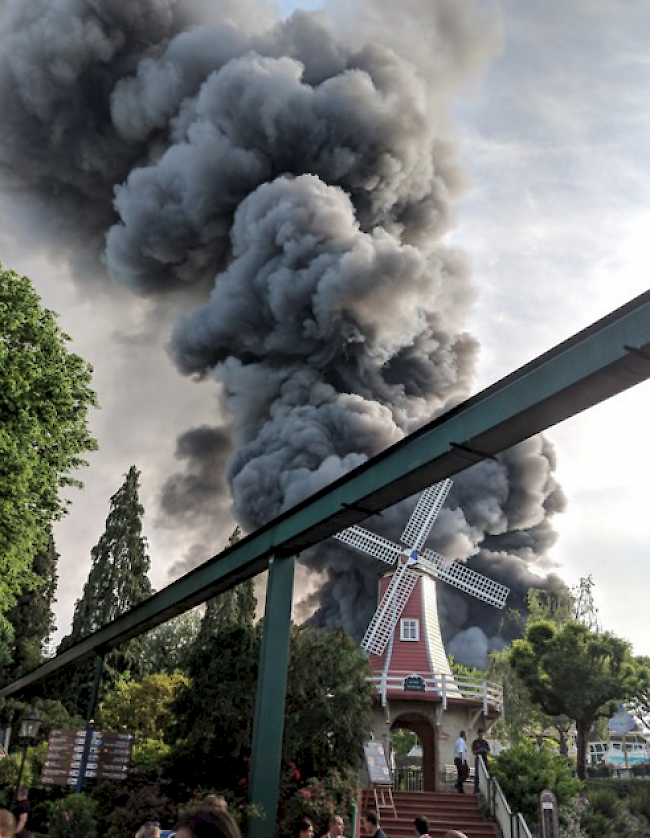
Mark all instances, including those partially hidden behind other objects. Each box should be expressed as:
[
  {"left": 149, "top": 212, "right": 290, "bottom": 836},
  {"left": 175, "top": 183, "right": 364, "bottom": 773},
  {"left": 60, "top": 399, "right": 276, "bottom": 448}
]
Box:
[
  {"left": 609, "top": 709, "right": 636, "bottom": 735},
  {"left": 403, "top": 675, "right": 426, "bottom": 692},
  {"left": 539, "top": 789, "right": 559, "bottom": 838},
  {"left": 40, "top": 728, "right": 133, "bottom": 786},
  {"left": 363, "top": 741, "right": 392, "bottom": 786}
]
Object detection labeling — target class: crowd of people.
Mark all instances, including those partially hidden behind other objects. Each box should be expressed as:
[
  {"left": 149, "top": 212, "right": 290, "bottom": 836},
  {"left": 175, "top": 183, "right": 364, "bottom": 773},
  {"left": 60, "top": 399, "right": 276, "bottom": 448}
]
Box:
[{"left": 0, "top": 739, "right": 485, "bottom": 838}]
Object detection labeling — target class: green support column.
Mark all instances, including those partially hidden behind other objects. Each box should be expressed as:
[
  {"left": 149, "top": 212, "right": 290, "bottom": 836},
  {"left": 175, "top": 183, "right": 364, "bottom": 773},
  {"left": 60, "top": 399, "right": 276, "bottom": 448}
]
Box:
[{"left": 249, "top": 554, "right": 295, "bottom": 838}]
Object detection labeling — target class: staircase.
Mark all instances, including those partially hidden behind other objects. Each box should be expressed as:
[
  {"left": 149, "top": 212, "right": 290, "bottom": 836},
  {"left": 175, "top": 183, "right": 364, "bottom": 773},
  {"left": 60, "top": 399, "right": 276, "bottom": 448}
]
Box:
[{"left": 360, "top": 789, "right": 501, "bottom": 838}]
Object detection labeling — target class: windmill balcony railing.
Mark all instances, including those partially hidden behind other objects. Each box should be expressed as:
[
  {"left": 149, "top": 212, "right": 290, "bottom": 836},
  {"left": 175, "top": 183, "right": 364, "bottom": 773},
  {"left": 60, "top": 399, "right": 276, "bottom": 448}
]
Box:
[{"left": 370, "top": 670, "right": 503, "bottom": 712}]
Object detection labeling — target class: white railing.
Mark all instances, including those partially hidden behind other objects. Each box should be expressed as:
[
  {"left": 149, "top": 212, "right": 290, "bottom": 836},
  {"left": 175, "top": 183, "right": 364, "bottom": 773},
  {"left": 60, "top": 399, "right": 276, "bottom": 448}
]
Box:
[
  {"left": 369, "top": 670, "right": 503, "bottom": 712},
  {"left": 477, "top": 754, "right": 533, "bottom": 838}
]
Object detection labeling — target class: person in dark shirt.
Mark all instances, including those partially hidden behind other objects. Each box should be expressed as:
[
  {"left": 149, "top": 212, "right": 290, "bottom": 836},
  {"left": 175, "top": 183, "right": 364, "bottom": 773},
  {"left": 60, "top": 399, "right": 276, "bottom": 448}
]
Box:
[
  {"left": 11, "top": 790, "right": 32, "bottom": 838},
  {"left": 471, "top": 728, "right": 491, "bottom": 792},
  {"left": 362, "top": 811, "right": 386, "bottom": 838},
  {"left": 413, "top": 816, "right": 429, "bottom": 838}
]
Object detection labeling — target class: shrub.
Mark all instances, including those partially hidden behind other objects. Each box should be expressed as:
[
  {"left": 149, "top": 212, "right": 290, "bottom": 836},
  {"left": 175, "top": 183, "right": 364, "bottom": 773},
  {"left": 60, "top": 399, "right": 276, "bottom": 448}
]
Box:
[
  {"left": 0, "top": 750, "right": 34, "bottom": 788},
  {"left": 48, "top": 793, "right": 98, "bottom": 838},
  {"left": 278, "top": 768, "right": 357, "bottom": 837},
  {"left": 490, "top": 741, "right": 582, "bottom": 828},
  {"left": 628, "top": 785, "right": 650, "bottom": 821}
]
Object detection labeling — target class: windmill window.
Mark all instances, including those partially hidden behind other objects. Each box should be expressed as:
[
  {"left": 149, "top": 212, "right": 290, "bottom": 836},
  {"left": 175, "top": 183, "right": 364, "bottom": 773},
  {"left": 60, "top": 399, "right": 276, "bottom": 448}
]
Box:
[{"left": 400, "top": 619, "right": 419, "bottom": 641}]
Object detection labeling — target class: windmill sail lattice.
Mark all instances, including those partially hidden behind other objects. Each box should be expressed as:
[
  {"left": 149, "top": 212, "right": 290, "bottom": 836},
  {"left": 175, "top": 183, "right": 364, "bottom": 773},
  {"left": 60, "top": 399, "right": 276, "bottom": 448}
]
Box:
[{"left": 334, "top": 479, "right": 510, "bottom": 656}]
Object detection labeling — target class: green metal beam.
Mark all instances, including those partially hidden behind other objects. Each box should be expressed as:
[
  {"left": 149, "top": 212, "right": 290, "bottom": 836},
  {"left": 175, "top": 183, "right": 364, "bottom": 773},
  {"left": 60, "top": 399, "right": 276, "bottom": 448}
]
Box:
[
  {"left": 3, "top": 289, "right": 650, "bottom": 699},
  {"left": 248, "top": 555, "right": 296, "bottom": 838}
]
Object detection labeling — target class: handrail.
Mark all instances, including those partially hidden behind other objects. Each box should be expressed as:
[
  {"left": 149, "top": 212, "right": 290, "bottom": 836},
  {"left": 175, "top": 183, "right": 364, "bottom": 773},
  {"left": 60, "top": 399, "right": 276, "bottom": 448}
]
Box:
[
  {"left": 368, "top": 671, "right": 503, "bottom": 711},
  {"left": 476, "top": 755, "right": 533, "bottom": 838}
]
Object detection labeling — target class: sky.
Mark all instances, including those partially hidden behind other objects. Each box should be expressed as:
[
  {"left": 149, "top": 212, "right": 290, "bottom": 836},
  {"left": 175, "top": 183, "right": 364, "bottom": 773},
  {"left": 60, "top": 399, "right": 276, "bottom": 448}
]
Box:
[{"left": 0, "top": 0, "right": 649, "bottom": 656}]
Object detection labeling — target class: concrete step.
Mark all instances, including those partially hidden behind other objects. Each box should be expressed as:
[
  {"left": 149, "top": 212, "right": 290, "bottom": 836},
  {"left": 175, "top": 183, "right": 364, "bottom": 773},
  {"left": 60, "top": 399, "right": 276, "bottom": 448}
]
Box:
[{"left": 360, "top": 790, "right": 501, "bottom": 838}]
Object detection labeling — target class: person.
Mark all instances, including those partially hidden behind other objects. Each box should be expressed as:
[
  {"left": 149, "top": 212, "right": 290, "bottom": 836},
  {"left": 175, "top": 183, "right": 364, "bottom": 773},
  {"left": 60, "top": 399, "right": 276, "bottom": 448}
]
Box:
[
  {"left": 10, "top": 789, "right": 32, "bottom": 838},
  {"left": 413, "top": 816, "right": 429, "bottom": 838},
  {"left": 471, "top": 728, "right": 491, "bottom": 792},
  {"left": 453, "top": 730, "right": 469, "bottom": 793},
  {"left": 175, "top": 808, "right": 242, "bottom": 838},
  {"left": 136, "top": 822, "right": 161, "bottom": 838},
  {"left": 362, "top": 811, "right": 386, "bottom": 838},
  {"left": 0, "top": 810, "right": 16, "bottom": 838},
  {"left": 321, "top": 814, "right": 344, "bottom": 838},
  {"left": 294, "top": 818, "right": 315, "bottom": 838},
  {"left": 443, "top": 832, "right": 467, "bottom": 838}
]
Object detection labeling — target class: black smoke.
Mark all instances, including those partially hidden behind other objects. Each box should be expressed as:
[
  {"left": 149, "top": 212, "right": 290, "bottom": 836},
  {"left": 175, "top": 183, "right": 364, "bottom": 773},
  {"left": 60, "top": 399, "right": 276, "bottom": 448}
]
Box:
[{"left": 0, "top": 0, "right": 566, "bottom": 666}]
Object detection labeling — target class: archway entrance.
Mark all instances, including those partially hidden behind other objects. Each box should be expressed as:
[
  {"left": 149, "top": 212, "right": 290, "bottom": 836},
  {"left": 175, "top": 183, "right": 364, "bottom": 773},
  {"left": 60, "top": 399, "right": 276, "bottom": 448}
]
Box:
[{"left": 391, "top": 713, "right": 436, "bottom": 791}]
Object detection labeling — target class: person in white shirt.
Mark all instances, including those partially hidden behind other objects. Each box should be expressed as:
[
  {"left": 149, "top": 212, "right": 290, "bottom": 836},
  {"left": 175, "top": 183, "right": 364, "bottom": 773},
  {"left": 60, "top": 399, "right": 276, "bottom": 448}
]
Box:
[
  {"left": 320, "top": 815, "right": 344, "bottom": 838},
  {"left": 453, "top": 730, "right": 469, "bottom": 793}
]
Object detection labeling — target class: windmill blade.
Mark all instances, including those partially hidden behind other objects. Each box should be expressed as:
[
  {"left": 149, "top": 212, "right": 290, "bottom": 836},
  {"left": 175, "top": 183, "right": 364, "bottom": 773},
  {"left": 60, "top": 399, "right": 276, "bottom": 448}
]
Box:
[
  {"left": 417, "top": 549, "right": 510, "bottom": 609},
  {"left": 401, "top": 479, "right": 453, "bottom": 551},
  {"left": 334, "top": 525, "right": 401, "bottom": 567},
  {"left": 361, "top": 562, "right": 419, "bottom": 656}
]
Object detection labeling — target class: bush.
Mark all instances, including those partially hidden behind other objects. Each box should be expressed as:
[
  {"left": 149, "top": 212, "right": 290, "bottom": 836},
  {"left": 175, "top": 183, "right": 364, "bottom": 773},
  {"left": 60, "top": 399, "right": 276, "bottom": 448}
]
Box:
[
  {"left": 490, "top": 741, "right": 582, "bottom": 828},
  {"left": 48, "top": 793, "right": 98, "bottom": 838},
  {"left": 628, "top": 785, "right": 650, "bottom": 820},
  {"left": 278, "top": 768, "right": 357, "bottom": 838},
  {"left": 0, "top": 750, "right": 34, "bottom": 788}
]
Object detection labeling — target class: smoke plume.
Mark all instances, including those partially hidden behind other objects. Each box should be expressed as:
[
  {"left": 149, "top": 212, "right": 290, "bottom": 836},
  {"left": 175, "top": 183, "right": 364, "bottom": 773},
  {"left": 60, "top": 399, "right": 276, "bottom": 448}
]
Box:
[{"left": 0, "top": 0, "right": 566, "bottom": 666}]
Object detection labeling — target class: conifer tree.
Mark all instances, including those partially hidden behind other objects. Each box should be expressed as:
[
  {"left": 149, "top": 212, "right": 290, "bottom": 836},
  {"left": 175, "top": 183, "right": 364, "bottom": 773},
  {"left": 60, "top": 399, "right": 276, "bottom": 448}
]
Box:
[
  {"left": 57, "top": 466, "right": 153, "bottom": 714},
  {"left": 67, "top": 466, "right": 152, "bottom": 639},
  {"left": 1, "top": 532, "right": 58, "bottom": 684},
  {"left": 192, "top": 526, "right": 257, "bottom": 659}
]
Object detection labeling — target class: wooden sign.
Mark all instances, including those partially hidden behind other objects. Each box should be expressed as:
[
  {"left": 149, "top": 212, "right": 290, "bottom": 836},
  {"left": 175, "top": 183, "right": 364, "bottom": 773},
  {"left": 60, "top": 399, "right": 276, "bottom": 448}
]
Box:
[
  {"left": 363, "top": 741, "right": 392, "bottom": 786},
  {"left": 40, "top": 728, "right": 133, "bottom": 785}
]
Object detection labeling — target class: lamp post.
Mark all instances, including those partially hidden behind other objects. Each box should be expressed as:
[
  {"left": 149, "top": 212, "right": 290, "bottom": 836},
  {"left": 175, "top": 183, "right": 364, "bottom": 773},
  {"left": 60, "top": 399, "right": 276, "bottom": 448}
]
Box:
[{"left": 14, "top": 711, "right": 40, "bottom": 803}]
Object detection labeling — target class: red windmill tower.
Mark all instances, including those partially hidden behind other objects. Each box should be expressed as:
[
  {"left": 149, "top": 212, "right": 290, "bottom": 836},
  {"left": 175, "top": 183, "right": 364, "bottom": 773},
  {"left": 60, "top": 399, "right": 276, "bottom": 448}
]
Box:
[{"left": 335, "top": 480, "right": 508, "bottom": 789}]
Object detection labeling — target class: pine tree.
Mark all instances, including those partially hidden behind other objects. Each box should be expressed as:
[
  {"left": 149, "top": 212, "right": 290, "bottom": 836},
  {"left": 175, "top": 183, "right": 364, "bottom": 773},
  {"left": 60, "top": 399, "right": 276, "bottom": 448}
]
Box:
[
  {"left": 1, "top": 532, "right": 58, "bottom": 684},
  {"left": 67, "top": 466, "right": 152, "bottom": 639},
  {"left": 192, "top": 526, "right": 257, "bottom": 659},
  {"left": 57, "top": 466, "right": 153, "bottom": 714}
]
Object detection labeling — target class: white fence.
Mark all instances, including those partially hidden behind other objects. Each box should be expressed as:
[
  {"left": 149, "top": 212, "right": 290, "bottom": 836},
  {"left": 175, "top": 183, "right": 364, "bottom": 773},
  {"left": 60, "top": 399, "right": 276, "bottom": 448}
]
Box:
[
  {"left": 476, "top": 754, "right": 533, "bottom": 838},
  {"left": 369, "top": 670, "right": 503, "bottom": 712}
]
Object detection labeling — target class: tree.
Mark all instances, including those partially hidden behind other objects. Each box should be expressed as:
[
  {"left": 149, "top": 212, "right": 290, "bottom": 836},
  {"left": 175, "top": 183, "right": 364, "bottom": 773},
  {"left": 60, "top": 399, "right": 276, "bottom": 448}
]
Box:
[
  {"left": 65, "top": 466, "right": 152, "bottom": 639},
  {"left": 139, "top": 610, "right": 202, "bottom": 676},
  {"left": 171, "top": 622, "right": 373, "bottom": 797},
  {"left": 1, "top": 532, "right": 58, "bottom": 684},
  {"left": 58, "top": 467, "right": 153, "bottom": 713},
  {"left": 97, "top": 671, "right": 188, "bottom": 743},
  {"left": 490, "top": 740, "right": 581, "bottom": 828},
  {"left": 0, "top": 263, "right": 96, "bottom": 641},
  {"left": 510, "top": 620, "right": 648, "bottom": 779}
]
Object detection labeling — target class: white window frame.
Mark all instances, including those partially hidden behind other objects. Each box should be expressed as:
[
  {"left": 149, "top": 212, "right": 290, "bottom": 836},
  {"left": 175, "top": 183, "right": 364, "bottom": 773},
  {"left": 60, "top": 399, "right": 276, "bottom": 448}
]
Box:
[{"left": 400, "top": 618, "right": 419, "bottom": 642}]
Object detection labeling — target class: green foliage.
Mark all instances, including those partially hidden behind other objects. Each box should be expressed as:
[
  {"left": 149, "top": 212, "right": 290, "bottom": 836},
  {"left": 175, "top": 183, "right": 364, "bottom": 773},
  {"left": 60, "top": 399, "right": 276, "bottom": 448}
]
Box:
[
  {"left": 0, "top": 263, "right": 97, "bottom": 641},
  {"left": 1, "top": 532, "right": 58, "bottom": 684},
  {"left": 279, "top": 768, "right": 357, "bottom": 836},
  {"left": 171, "top": 621, "right": 373, "bottom": 797},
  {"left": 391, "top": 729, "right": 417, "bottom": 756},
  {"left": 104, "top": 779, "right": 177, "bottom": 838},
  {"left": 97, "top": 671, "right": 189, "bottom": 744},
  {"left": 139, "top": 610, "right": 202, "bottom": 676},
  {"left": 580, "top": 785, "right": 647, "bottom": 838},
  {"left": 131, "top": 739, "right": 173, "bottom": 775},
  {"left": 66, "top": 466, "right": 152, "bottom": 640},
  {"left": 490, "top": 741, "right": 582, "bottom": 827},
  {"left": 57, "top": 466, "right": 154, "bottom": 713},
  {"left": 0, "top": 748, "right": 34, "bottom": 787},
  {"left": 510, "top": 620, "right": 649, "bottom": 778},
  {"left": 628, "top": 785, "right": 650, "bottom": 820},
  {"left": 47, "top": 792, "right": 99, "bottom": 838}
]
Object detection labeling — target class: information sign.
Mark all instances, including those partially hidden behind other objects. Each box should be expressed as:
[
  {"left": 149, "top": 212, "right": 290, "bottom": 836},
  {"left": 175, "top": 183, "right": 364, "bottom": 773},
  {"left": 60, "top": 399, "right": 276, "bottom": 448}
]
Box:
[
  {"left": 40, "top": 728, "right": 133, "bottom": 786},
  {"left": 363, "top": 741, "right": 392, "bottom": 786}
]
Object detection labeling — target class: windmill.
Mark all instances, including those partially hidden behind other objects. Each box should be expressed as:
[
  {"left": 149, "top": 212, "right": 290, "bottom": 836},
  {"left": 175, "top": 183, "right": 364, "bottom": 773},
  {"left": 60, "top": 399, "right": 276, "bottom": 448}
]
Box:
[{"left": 334, "top": 479, "right": 510, "bottom": 657}]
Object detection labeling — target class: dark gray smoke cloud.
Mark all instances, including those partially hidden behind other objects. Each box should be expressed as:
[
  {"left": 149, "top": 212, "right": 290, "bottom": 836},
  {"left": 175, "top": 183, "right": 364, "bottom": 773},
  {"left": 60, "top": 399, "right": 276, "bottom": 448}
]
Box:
[
  {"left": 158, "top": 425, "right": 233, "bottom": 575},
  {"left": 0, "top": 0, "right": 566, "bottom": 666}
]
